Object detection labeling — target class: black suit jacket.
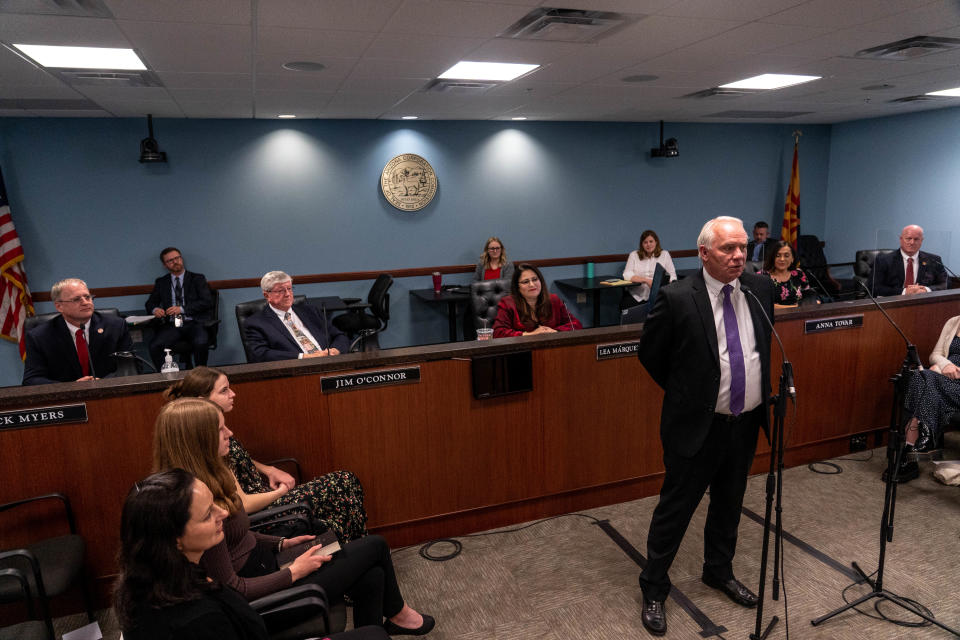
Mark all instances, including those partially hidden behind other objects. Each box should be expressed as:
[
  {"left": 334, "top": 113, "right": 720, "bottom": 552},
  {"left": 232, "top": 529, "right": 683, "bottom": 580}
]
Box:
[
  {"left": 746, "top": 238, "right": 778, "bottom": 263},
  {"left": 871, "top": 250, "right": 947, "bottom": 296},
  {"left": 145, "top": 271, "right": 214, "bottom": 321},
  {"left": 638, "top": 270, "right": 775, "bottom": 458},
  {"left": 23, "top": 312, "right": 133, "bottom": 385},
  {"left": 243, "top": 302, "right": 350, "bottom": 363}
]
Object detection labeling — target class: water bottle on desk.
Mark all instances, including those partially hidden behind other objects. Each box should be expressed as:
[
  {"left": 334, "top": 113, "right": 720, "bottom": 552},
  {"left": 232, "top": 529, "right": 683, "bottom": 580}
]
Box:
[{"left": 160, "top": 348, "right": 179, "bottom": 375}]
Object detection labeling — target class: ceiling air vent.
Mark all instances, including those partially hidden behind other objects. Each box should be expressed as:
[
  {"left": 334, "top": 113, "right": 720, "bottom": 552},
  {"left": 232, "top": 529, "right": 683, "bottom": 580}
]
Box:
[
  {"left": 0, "top": 0, "right": 113, "bottom": 18},
  {"left": 424, "top": 79, "right": 499, "bottom": 94},
  {"left": 684, "top": 87, "right": 760, "bottom": 99},
  {"left": 889, "top": 95, "right": 935, "bottom": 103},
  {"left": 51, "top": 69, "right": 163, "bottom": 88},
  {"left": 855, "top": 36, "right": 960, "bottom": 61},
  {"left": 499, "top": 8, "right": 641, "bottom": 43},
  {"left": 705, "top": 110, "right": 813, "bottom": 119}
]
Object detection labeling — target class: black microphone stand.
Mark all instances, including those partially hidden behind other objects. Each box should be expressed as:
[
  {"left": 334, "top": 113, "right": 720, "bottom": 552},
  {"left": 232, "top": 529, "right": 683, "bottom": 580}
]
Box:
[
  {"left": 810, "top": 284, "right": 959, "bottom": 636},
  {"left": 743, "top": 287, "right": 792, "bottom": 640}
]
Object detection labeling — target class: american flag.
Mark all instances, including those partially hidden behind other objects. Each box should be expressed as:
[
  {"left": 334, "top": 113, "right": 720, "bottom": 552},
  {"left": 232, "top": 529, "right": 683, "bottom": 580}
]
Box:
[{"left": 0, "top": 166, "right": 34, "bottom": 360}]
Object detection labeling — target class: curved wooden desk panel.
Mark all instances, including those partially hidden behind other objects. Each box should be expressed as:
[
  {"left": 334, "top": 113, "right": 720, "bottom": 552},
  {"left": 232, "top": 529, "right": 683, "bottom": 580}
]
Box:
[{"left": 1, "top": 290, "right": 957, "bottom": 609}]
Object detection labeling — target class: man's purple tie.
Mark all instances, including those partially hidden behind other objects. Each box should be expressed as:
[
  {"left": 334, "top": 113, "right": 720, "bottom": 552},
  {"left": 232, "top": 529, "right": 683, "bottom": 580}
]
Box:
[{"left": 722, "top": 284, "right": 745, "bottom": 416}]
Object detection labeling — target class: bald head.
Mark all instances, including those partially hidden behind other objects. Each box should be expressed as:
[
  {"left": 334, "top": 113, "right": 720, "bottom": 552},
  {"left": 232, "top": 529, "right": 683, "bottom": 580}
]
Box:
[{"left": 899, "top": 225, "right": 923, "bottom": 256}]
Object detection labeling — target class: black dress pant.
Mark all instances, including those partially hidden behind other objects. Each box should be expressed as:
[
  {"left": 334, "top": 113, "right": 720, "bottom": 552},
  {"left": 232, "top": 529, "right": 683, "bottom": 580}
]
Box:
[
  {"left": 638, "top": 407, "right": 762, "bottom": 601},
  {"left": 149, "top": 320, "right": 209, "bottom": 369},
  {"left": 240, "top": 534, "right": 405, "bottom": 628}
]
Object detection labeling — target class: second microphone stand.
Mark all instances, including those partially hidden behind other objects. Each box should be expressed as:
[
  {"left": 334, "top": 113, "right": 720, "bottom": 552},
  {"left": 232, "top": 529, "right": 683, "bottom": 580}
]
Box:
[
  {"left": 810, "top": 345, "right": 960, "bottom": 636},
  {"left": 751, "top": 359, "right": 792, "bottom": 640}
]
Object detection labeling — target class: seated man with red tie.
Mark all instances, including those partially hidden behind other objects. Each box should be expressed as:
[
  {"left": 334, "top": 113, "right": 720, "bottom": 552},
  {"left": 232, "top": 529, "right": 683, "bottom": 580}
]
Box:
[
  {"left": 872, "top": 224, "right": 947, "bottom": 296},
  {"left": 145, "top": 247, "right": 214, "bottom": 370},
  {"left": 243, "top": 270, "right": 350, "bottom": 363},
  {"left": 22, "top": 278, "right": 133, "bottom": 385}
]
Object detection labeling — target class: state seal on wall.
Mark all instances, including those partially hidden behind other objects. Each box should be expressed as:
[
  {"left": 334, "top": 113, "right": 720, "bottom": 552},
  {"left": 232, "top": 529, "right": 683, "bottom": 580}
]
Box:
[{"left": 380, "top": 154, "right": 437, "bottom": 212}]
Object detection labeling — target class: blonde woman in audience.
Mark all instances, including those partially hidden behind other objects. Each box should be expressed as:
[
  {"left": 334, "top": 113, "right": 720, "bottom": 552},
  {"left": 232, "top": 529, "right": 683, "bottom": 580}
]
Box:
[{"left": 474, "top": 236, "right": 514, "bottom": 281}]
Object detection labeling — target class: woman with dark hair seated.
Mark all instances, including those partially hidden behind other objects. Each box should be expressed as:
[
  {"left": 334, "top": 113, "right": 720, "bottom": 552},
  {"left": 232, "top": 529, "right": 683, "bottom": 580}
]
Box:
[
  {"left": 166, "top": 366, "right": 367, "bottom": 542},
  {"left": 758, "top": 240, "right": 815, "bottom": 308},
  {"left": 492, "top": 263, "right": 581, "bottom": 337},
  {"left": 152, "top": 398, "right": 434, "bottom": 636},
  {"left": 622, "top": 230, "right": 677, "bottom": 308}
]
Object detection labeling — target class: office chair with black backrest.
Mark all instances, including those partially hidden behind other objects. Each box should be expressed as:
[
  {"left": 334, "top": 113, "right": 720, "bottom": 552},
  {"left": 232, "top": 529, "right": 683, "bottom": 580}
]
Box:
[
  {"left": 0, "top": 493, "right": 93, "bottom": 640},
  {"left": 171, "top": 287, "right": 221, "bottom": 369},
  {"left": 0, "top": 568, "right": 47, "bottom": 640},
  {"left": 854, "top": 249, "right": 894, "bottom": 295},
  {"left": 620, "top": 263, "right": 665, "bottom": 325},
  {"left": 332, "top": 274, "right": 393, "bottom": 352},
  {"left": 250, "top": 583, "right": 347, "bottom": 639},
  {"left": 796, "top": 234, "right": 858, "bottom": 300},
  {"left": 235, "top": 295, "right": 307, "bottom": 362},
  {"left": 469, "top": 279, "right": 509, "bottom": 331}
]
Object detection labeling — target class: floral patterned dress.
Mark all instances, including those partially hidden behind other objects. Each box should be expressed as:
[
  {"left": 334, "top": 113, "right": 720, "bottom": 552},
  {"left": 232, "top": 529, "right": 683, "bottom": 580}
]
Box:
[
  {"left": 227, "top": 437, "right": 368, "bottom": 542},
  {"left": 759, "top": 269, "right": 814, "bottom": 305}
]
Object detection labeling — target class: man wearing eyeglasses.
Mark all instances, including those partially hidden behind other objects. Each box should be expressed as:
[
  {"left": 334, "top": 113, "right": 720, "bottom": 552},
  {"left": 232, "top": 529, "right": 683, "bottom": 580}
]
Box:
[
  {"left": 23, "top": 278, "right": 132, "bottom": 385},
  {"left": 243, "top": 270, "right": 349, "bottom": 363},
  {"left": 145, "top": 247, "right": 214, "bottom": 370}
]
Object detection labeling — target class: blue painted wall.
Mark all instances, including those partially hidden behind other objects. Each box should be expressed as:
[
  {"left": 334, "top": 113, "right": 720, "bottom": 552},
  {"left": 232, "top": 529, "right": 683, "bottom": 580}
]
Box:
[
  {"left": 0, "top": 118, "right": 829, "bottom": 387},
  {"left": 824, "top": 105, "right": 960, "bottom": 265}
]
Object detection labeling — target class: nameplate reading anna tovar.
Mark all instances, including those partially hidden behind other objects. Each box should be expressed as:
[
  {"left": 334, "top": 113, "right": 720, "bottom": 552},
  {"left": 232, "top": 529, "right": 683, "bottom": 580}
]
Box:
[
  {"left": 0, "top": 404, "right": 88, "bottom": 431},
  {"left": 321, "top": 367, "right": 421, "bottom": 393},
  {"left": 804, "top": 314, "right": 864, "bottom": 334},
  {"left": 596, "top": 341, "right": 641, "bottom": 361}
]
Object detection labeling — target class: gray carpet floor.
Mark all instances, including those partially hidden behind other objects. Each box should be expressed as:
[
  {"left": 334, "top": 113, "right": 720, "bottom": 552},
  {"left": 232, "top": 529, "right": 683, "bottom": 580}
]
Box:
[{"left": 58, "top": 436, "right": 960, "bottom": 639}]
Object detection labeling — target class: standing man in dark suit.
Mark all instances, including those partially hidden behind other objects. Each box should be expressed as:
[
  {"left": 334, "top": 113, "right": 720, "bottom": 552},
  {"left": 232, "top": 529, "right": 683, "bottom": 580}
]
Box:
[
  {"left": 23, "top": 278, "right": 133, "bottom": 385},
  {"left": 243, "top": 270, "right": 349, "bottom": 363},
  {"left": 145, "top": 247, "right": 214, "bottom": 369},
  {"left": 746, "top": 221, "right": 777, "bottom": 264},
  {"left": 871, "top": 225, "right": 947, "bottom": 296},
  {"left": 636, "top": 216, "right": 775, "bottom": 636}
]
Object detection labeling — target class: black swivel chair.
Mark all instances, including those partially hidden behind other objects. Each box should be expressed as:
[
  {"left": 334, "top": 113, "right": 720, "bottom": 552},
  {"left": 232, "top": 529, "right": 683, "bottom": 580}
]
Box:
[
  {"left": 796, "top": 234, "right": 858, "bottom": 300},
  {"left": 251, "top": 583, "right": 347, "bottom": 638},
  {"left": 332, "top": 274, "right": 393, "bottom": 352},
  {"left": 0, "top": 493, "right": 93, "bottom": 640},
  {"left": 854, "top": 249, "right": 894, "bottom": 295},
  {"left": 235, "top": 295, "right": 307, "bottom": 363},
  {"left": 469, "top": 279, "right": 510, "bottom": 332},
  {"left": 22, "top": 307, "right": 121, "bottom": 335},
  {"left": 0, "top": 568, "right": 47, "bottom": 640},
  {"left": 170, "top": 287, "right": 221, "bottom": 369}
]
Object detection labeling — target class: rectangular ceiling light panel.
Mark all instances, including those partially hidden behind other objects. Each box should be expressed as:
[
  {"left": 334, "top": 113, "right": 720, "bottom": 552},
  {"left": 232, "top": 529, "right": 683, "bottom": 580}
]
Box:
[
  {"left": 719, "top": 74, "right": 820, "bottom": 91},
  {"left": 438, "top": 61, "right": 539, "bottom": 82},
  {"left": 12, "top": 44, "right": 146, "bottom": 70}
]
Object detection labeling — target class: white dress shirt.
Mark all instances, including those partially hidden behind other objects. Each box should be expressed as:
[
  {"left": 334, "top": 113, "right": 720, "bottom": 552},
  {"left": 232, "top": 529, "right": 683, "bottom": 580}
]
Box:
[
  {"left": 269, "top": 304, "right": 321, "bottom": 357},
  {"left": 702, "top": 270, "right": 763, "bottom": 415},
  {"left": 623, "top": 250, "right": 677, "bottom": 303}
]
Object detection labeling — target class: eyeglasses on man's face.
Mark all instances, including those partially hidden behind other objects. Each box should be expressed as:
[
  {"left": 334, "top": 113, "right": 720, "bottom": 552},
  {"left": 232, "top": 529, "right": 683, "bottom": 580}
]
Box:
[
  {"left": 268, "top": 285, "right": 294, "bottom": 295},
  {"left": 60, "top": 294, "right": 94, "bottom": 304}
]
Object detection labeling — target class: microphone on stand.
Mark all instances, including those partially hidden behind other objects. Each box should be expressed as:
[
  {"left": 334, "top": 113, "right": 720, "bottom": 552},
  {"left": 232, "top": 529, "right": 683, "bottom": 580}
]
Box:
[
  {"left": 562, "top": 301, "right": 577, "bottom": 331},
  {"left": 800, "top": 266, "right": 834, "bottom": 303},
  {"left": 741, "top": 285, "right": 794, "bottom": 399},
  {"left": 854, "top": 280, "right": 922, "bottom": 370},
  {"left": 928, "top": 255, "right": 958, "bottom": 284},
  {"left": 110, "top": 351, "right": 157, "bottom": 376}
]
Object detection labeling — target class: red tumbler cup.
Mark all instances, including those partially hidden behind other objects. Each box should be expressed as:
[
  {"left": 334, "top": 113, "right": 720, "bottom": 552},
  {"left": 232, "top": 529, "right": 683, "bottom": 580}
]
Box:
[{"left": 432, "top": 272, "right": 442, "bottom": 293}]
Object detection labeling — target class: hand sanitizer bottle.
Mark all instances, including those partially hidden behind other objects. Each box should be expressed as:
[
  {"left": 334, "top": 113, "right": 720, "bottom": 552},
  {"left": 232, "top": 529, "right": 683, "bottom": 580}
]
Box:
[{"left": 160, "top": 348, "right": 179, "bottom": 374}]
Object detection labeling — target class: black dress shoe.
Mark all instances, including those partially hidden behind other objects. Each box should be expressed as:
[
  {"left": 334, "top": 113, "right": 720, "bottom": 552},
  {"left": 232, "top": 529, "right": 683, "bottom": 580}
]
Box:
[
  {"left": 383, "top": 614, "right": 435, "bottom": 636},
  {"left": 881, "top": 456, "right": 920, "bottom": 483},
  {"left": 641, "top": 596, "right": 667, "bottom": 636},
  {"left": 701, "top": 575, "right": 759, "bottom": 608}
]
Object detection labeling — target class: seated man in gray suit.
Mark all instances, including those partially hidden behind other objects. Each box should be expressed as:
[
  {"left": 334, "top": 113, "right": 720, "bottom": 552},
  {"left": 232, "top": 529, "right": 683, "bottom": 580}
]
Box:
[
  {"left": 243, "top": 271, "right": 349, "bottom": 362},
  {"left": 23, "top": 278, "right": 133, "bottom": 385}
]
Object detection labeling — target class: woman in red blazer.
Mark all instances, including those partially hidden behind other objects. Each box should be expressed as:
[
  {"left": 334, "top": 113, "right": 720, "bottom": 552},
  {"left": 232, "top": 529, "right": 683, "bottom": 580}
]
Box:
[{"left": 493, "top": 263, "right": 581, "bottom": 337}]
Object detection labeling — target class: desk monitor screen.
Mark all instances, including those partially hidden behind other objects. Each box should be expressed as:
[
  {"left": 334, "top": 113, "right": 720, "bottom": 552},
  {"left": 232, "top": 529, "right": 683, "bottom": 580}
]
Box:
[{"left": 471, "top": 351, "right": 533, "bottom": 399}]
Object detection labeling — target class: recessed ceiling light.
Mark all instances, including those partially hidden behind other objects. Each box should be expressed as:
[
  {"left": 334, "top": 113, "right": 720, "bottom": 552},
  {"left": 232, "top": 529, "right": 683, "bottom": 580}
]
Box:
[
  {"left": 438, "top": 61, "right": 539, "bottom": 82},
  {"left": 719, "top": 74, "right": 820, "bottom": 90},
  {"left": 926, "top": 87, "right": 960, "bottom": 97},
  {"left": 282, "top": 61, "right": 326, "bottom": 72},
  {"left": 511, "top": 117, "right": 527, "bottom": 120},
  {"left": 277, "top": 114, "right": 297, "bottom": 119},
  {"left": 401, "top": 116, "right": 418, "bottom": 120},
  {"left": 13, "top": 44, "right": 146, "bottom": 70}
]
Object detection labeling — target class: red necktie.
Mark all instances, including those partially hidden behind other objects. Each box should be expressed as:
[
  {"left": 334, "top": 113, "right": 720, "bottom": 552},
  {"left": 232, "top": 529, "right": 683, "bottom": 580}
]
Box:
[
  {"left": 905, "top": 257, "right": 915, "bottom": 287},
  {"left": 75, "top": 328, "right": 90, "bottom": 377}
]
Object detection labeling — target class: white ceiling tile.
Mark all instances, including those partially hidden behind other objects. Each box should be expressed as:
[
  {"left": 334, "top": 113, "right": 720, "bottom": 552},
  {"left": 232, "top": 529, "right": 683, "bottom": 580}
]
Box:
[
  {"left": 363, "top": 33, "right": 486, "bottom": 62},
  {"left": 658, "top": 0, "right": 808, "bottom": 21},
  {"left": 104, "top": 0, "right": 250, "bottom": 25},
  {"left": 348, "top": 57, "right": 448, "bottom": 80},
  {"left": 168, "top": 87, "right": 251, "bottom": 102},
  {"left": 448, "top": 37, "right": 583, "bottom": 65},
  {"left": 761, "top": 0, "right": 935, "bottom": 29},
  {"left": 769, "top": 28, "right": 907, "bottom": 58},
  {"left": 257, "top": 0, "right": 403, "bottom": 31},
  {"left": 257, "top": 27, "right": 375, "bottom": 58},
  {"left": 857, "top": 0, "right": 960, "bottom": 34},
  {"left": 381, "top": 0, "right": 531, "bottom": 37},
  {"left": 0, "top": 14, "right": 130, "bottom": 46},
  {"left": 94, "top": 98, "right": 185, "bottom": 117},
  {"left": 255, "top": 54, "right": 354, "bottom": 81},
  {"left": 178, "top": 101, "right": 253, "bottom": 118},
  {"left": 119, "top": 21, "right": 251, "bottom": 73},
  {"left": 257, "top": 72, "right": 345, "bottom": 92},
  {"left": 156, "top": 72, "right": 251, "bottom": 90}
]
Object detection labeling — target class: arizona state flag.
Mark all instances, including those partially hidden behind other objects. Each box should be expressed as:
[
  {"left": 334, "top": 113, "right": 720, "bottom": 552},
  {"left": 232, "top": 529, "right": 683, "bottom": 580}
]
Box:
[{"left": 780, "top": 142, "right": 800, "bottom": 249}]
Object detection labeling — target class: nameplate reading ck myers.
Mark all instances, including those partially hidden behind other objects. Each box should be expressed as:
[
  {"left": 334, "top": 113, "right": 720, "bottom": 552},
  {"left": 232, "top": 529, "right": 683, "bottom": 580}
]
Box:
[
  {"left": 321, "top": 367, "right": 421, "bottom": 393},
  {"left": 804, "top": 314, "right": 864, "bottom": 334},
  {"left": 0, "top": 404, "right": 88, "bottom": 431},
  {"left": 596, "top": 341, "right": 641, "bottom": 361}
]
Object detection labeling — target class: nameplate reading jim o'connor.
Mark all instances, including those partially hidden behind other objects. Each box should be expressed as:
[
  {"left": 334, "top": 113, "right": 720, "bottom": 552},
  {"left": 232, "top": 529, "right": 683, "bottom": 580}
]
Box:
[
  {"left": 321, "top": 367, "right": 421, "bottom": 393},
  {"left": 804, "top": 314, "right": 864, "bottom": 334},
  {"left": 596, "top": 341, "right": 640, "bottom": 361},
  {"left": 0, "top": 404, "right": 88, "bottom": 431}
]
